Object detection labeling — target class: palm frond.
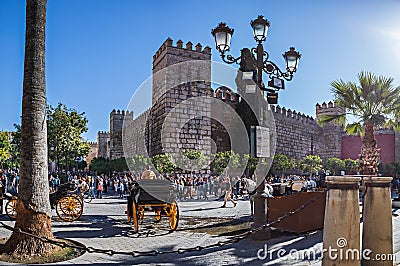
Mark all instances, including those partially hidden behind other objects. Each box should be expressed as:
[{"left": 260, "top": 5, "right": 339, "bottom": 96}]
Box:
[
  {"left": 386, "top": 115, "right": 400, "bottom": 132},
  {"left": 330, "top": 71, "right": 399, "bottom": 129},
  {"left": 318, "top": 113, "right": 346, "bottom": 127},
  {"left": 345, "top": 122, "right": 363, "bottom": 135}
]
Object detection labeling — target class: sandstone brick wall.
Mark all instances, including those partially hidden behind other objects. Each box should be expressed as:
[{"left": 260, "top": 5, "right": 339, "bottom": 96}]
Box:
[
  {"left": 148, "top": 81, "right": 213, "bottom": 159},
  {"left": 269, "top": 102, "right": 345, "bottom": 162},
  {"left": 85, "top": 142, "right": 98, "bottom": 169},
  {"left": 110, "top": 110, "right": 133, "bottom": 159},
  {"left": 315, "top": 101, "right": 345, "bottom": 160},
  {"left": 97, "top": 131, "right": 110, "bottom": 158},
  {"left": 122, "top": 110, "right": 150, "bottom": 158},
  {"left": 271, "top": 105, "right": 321, "bottom": 161},
  {"left": 210, "top": 86, "right": 239, "bottom": 153}
]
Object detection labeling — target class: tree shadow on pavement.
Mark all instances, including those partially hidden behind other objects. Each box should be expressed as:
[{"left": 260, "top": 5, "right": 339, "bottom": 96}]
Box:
[
  {"left": 52, "top": 230, "right": 323, "bottom": 266},
  {"left": 52, "top": 214, "right": 174, "bottom": 240}
]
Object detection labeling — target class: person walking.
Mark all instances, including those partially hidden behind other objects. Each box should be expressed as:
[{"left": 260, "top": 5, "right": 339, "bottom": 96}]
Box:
[
  {"left": 221, "top": 176, "right": 237, "bottom": 208},
  {"left": 186, "top": 176, "right": 193, "bottom": 199},
  {"left": 196, "top": 177, "right": 205, "bottom": 200},
  {"left": 203, "top": 177, "right": 209, "bottom": 200},
  {"left": 178, "top": 176, "right": 184, "bottom": 200},
  {"left": 52, "top": 174, "right": 60, "bottom": 191},
  {"left": 96, "top": 177, "right": 104, "bottom": 199},
  {"left": 118, "top": 181, "right": 124, "bottom": 199},
  {"left": 141, "top": 165, "right": 156, "bottom": 180},
  {"left": 114, "top": 178, "right": 119, "bottom": 196}
]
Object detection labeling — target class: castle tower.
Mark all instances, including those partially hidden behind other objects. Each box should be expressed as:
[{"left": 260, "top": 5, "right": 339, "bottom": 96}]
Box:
[
  {"left": 315, "top": 101, "right": 345, "bottom": 160},
  {"left": 109, "top": 109, "right": 133, "bottom": 159},
  {"left": 149, "top": 38, "right": 213, "bottom": 166},
  {"left": 152, "top": 38, "right": 212, "bottom": 104},
  {"left": 316, "top": 101, "right": 345, "bottom": 127},
  {"left": 85, "top": 142, "right": 99, "bottom": 170},
  {"left": 97, "top": 131, "right": 110, "bottom": 159}
]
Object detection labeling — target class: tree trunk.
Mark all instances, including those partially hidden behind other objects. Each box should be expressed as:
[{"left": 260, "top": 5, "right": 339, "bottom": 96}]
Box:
[
  {"left": 359, "top": 122, "right": 380, "bottom": 175},
  {"left": 2, "top": 0, "right": 57, "bottom": 256}
]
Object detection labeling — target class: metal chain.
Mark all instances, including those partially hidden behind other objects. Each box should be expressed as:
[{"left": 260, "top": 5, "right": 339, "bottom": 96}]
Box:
[{"left": 0, "top": 189, "right": 328, "bottom": 257}]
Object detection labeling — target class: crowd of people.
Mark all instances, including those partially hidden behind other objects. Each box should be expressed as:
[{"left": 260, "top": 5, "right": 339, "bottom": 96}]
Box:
[
  {"left": 0, "top": 166, "right": 360, "bottom": 210},
  {"left": 171, "top": 174, "right": 246, "bottom": 204},
  {"left": 0, "top": 169, "right": 20, "bottom": 195},
  {"left": 47, "top": 172, "right": 136, "bottom": 199},
  {"left": 0, "top": 167, "right": 328, "bottom": 201},
  {"left": 45, "top": 168, "right": 254, "bottom": 208}
]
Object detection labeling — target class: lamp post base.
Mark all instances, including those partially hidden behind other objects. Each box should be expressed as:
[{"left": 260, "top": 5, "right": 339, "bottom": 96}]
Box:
[
  {"left": 250, "top": 223, "right": 272, "bottom": 240},
  {"left": 250, "top": 188, "right": 271, "bottom": 240}
]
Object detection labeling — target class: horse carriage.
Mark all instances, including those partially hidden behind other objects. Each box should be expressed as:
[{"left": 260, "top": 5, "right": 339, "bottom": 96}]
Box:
[
  {"left": 3, "top": 192, "right": 18, "bottom": 219},
  {"left": 4, "top": 182, "right": 84, "bottom": 222},
  {"left": 126, "top": 179, "right": 179, "bottom": 233}
]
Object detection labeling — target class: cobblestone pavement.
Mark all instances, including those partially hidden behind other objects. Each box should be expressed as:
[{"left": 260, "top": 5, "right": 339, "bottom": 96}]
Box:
[{"left": 0, "top": 194, "right": 399, "bottom": 265}]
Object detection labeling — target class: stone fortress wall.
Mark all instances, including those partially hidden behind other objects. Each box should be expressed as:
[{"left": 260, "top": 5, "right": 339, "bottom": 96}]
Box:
[
  {"left": 94, "top": 38, "right": 399, "bottom": 168},
  {"left": 97, "top": 131, "right": 110, "bottom": 159},
  {"left": 84, "top": 141, "right": 99, "bottom": 169},
  {"left": 268, "top": 101, "right": 343, "bottom": 162}
]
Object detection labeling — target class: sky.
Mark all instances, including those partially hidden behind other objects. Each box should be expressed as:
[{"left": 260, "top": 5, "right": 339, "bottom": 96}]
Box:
[{"left": 1, "top": 0, "right": 400, "bottom": 141}]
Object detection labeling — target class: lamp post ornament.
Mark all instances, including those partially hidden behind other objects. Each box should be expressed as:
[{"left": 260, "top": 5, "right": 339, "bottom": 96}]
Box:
[
  {"left": 212, "top": 15, "right": 301, "bottom": 236},
  {"left": 212, "top": 15, "right": 301, "bottom": 104}
]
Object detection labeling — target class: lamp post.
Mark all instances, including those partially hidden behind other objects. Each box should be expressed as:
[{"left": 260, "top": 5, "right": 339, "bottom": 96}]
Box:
[
  {"left": 50, "top": 145, "right": 55, "bottom": 173},
  {"left": 211, "top": 15, "right": 301, "bottom": 104},
  {"left": 212, "top": 15, "right": 301, "bottom": 235}
]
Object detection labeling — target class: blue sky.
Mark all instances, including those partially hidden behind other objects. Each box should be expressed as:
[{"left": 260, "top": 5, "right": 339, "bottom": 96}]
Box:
[{"left": 1, "top": 0, "right": 400, "bottom": 141}]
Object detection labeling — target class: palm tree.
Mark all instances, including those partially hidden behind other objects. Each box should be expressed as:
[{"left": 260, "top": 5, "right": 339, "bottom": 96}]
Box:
[
  {"left": 2, "top": 0, "right": 56, "bottom": 256},
  {"left": 319, "top": 71, "right": 400, "bottom": 175}
]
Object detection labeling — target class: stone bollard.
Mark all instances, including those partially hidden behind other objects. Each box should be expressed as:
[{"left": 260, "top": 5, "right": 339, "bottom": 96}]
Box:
[
  {"left": 362, "top": 176, "right": 393, "bottom": 266},
  {"left": 322, "top": 176, "right": 361, "bottom": 266}
]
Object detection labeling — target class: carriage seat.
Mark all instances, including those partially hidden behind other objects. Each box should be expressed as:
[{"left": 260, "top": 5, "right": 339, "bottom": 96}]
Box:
[{"left": 134, "top": 180, "right": 175, "bottom": 204}]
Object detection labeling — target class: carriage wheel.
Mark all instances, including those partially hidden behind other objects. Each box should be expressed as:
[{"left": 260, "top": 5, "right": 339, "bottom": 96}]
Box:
[
  {"left": 132, "top": 202, "right": 139, "bottom": 232},
  {"left": 56, "top": 195, "right": 83, "bottom": 222},
  {"left": 155, "top": 209, "right": 162, "bottom": 222},
  {"left": 5, "top": 198, "right": 17, "bottom": 219},
  {"left": 168, "top": 201, "right": 179, "bottom": 231},
  {"left": 138, "top": 206, "right": 145, "bottom": 220}
]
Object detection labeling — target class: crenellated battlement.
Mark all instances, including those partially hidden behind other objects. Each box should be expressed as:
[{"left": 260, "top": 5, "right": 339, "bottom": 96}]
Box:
[
  {"left": 87, "top": 141, "right": 97, "bottom": 146},
  {"left": 153, "top": 38, "right": 212, "bottom": 63},
  {"left": 316, "top": 100, "right": 337, "bottom": 110},
  {"left": 98, "top": 131, "right": 110, "bottom": 135},
  {"left": 315, "top": 101, "right": 345, "bottom": 125},
  {"left": 110, "top": 109, "right": 134, "bottom": 117},
  {"left": 270, "top": 104, "right": 315, "bottom": 123},
  {"left": 315, "top": 101, "right": 346, "bottom": 113},
  {"left": 152, "top": 38, "right": 211, "bottom": 73},
  {"left": 213, "top": 86, "right": 239, "bottom": 103}
]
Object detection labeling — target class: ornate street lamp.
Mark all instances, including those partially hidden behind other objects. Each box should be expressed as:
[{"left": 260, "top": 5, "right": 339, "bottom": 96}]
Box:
[
  {"left": 283, "top": 47, "right": 301, "bottom": 74},
  {"left": 211, "top": 15, "right": 302, "bottom": 236},
  {"left": 250, "top": 15, "right": 270, "bottom": 42},
  {"left": 211, "top": 15, "right": 301, "bottom": 103},
  {"left": 211, "top": 22, "right": 234, "bottom": 53}
]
